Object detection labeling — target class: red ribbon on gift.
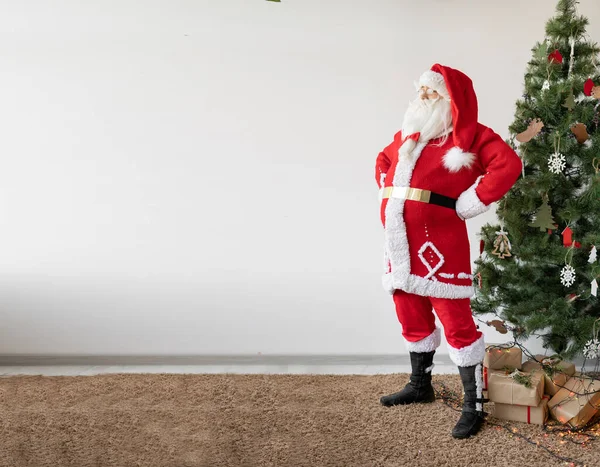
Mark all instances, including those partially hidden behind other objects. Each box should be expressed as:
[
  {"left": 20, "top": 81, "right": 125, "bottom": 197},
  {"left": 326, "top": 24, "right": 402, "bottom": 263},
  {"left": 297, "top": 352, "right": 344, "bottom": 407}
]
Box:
[
  {"left": 483, "top": 367, "right": 488, "bottom": 390},
  {"left": 526, "top": 395, "right": 549, "bottom": 424}
]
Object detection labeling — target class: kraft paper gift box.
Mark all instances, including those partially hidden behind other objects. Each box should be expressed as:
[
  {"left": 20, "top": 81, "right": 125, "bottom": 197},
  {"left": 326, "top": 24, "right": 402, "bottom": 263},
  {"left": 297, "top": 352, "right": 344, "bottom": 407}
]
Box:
[
  {"left": 548, "top": 375, "right": 600, "bottom": 428},
  {"left": 492, "top": 395, "right": 550, "bottom": 425},
  {"left": 483, "top": 344, "right": 522, "bottom": 371},
  {"left": 521, "top": 355, "right": 576, "bottom": 397},
  {"left": 487, "top": 369, "right": 544, "bottom": 407}
]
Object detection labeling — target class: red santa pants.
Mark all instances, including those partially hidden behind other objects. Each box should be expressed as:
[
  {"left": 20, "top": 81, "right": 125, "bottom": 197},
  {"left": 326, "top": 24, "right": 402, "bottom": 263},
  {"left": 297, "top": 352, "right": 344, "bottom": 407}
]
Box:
[{"left": 393, "top": 289, "right": 482, "bottom": 361}]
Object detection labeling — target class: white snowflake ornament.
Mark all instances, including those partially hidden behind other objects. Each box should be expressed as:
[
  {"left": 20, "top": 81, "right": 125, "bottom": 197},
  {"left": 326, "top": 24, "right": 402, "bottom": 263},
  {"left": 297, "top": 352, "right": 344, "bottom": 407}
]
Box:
[
  {"left": 548, "top": 152, "right": 566, "bottom": 174},
  {"left": 560, "top": 264, "right": 576, "bottom": 287},
  {"left": 583, "top": 339, "right": 600, "bottom": 359},
  {"left": 542, "top": 80, "right": 550, "bottom": 92}
]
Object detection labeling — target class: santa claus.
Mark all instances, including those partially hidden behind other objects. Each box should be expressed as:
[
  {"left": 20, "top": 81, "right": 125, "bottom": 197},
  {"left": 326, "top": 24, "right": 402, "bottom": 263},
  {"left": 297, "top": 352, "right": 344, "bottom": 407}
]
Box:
[{"left": 375, "top": 64, "right": 522, "bottom": 439}]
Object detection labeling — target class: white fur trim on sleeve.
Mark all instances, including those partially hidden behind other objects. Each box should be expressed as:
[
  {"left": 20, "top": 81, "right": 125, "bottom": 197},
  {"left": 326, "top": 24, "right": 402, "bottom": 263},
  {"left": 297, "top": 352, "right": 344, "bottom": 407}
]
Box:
[
  {"left": 455, "top": 176, "right": 490, "bottom": 220},
  {"left": 447, "top": 334, "right": 485, "bottom": 367},
  {"left": 405, "top": 326, "right": 442, "bottom": 353},
  {"left": 443, "top": 147, "right": 476, "bottom": 173}
]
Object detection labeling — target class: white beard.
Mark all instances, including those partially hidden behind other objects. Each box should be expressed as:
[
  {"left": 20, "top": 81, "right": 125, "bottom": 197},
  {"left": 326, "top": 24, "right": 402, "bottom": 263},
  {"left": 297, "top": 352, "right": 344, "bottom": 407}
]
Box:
[{"left": 400, "top": 97, "right": 452, "bottom": 160}]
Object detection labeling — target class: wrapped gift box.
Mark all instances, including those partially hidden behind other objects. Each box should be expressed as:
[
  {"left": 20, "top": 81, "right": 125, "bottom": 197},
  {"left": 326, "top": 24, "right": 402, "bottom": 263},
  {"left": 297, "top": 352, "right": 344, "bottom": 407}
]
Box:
[
  {"left": 487, "top": 369, "right": 544, "bottom": 407},
  {"left": 484, "top": 344, "right": 522, "bottom": 371},
  {"left": 522, "top": 355, "right": 576, "bottom": 396},
  {"left": 492, "top": 395, "right": 549, "bottom": 425},
  {"left": 549, "top": 376, "right": 600, "bottom": 428}
]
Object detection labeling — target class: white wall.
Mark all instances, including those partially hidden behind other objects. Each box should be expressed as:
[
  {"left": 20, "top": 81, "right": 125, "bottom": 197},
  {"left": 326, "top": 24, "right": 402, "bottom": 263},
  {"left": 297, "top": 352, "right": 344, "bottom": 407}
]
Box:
[{"left": 0, "top": 0, "right": 598, "bottom": 356}]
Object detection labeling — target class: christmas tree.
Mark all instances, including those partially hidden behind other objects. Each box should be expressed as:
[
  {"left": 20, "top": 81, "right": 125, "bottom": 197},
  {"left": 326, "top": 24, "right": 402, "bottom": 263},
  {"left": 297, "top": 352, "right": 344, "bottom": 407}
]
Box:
[{"left": 472, "top": 0, "right": 600, "bottom": 358}]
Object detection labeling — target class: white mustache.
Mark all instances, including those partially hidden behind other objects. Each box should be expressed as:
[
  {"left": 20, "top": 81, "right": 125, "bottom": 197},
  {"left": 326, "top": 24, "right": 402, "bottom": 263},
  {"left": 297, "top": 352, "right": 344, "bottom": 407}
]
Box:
[{"left": 412, "top": 97, "right": 440, "bottom": 108}]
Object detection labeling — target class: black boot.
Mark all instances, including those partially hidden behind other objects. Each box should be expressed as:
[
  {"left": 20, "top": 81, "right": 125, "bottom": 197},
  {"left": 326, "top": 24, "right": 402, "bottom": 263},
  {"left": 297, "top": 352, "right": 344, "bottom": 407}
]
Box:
[
  {"left": 452, "top": 363, "right": 487, "bottom": 439},
  {"left": 380, "top": 351, "right": 436, "bottom": 407}
]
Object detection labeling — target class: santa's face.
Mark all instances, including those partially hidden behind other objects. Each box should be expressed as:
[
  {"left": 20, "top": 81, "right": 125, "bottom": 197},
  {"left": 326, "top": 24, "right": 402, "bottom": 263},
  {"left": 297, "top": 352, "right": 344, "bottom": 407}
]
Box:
[
  {"left": 418, "top": 86, "right": 440, "bottom": 100},
  {"left": 402, "top": 88, "right": 452, "bottom": 144}
]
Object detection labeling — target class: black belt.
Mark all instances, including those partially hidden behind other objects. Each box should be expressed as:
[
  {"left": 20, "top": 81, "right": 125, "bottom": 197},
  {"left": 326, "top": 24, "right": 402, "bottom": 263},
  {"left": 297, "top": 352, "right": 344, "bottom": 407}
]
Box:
[
  {"left": 429, "top": 192, "right": 457, "bottom": 209},
  {"left": 380, "top": 187, "right": 457, "bottom": 210}
]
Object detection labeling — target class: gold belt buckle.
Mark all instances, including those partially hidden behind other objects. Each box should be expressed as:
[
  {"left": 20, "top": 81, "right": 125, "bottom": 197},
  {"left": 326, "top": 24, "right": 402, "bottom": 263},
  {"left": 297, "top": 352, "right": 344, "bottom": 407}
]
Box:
[
  {"left": 382, "top": 186, "right": 393, "bottom": 199},
  {"left": 382, "top": 186, "right": 431, "bottom": 202},
  {"left": 406, "top": 188, "right": 431, "bottom": 203}
]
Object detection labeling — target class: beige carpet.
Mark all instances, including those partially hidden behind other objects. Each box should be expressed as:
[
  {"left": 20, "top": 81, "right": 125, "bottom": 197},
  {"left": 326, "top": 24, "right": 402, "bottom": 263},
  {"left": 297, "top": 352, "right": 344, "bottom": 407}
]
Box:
[{"left": 0, "top": 373, "right": 599, "bottom": 467}]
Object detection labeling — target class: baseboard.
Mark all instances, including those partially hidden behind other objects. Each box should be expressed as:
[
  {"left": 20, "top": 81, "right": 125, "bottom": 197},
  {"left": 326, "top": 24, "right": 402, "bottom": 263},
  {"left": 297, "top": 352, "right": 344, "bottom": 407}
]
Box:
[{"left": 0, "top": 354, "right": 454, "bottom": 366}]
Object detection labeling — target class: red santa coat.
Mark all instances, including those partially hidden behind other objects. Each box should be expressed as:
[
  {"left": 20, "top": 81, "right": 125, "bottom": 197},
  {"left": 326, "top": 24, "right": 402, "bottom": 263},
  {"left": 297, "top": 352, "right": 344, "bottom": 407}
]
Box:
[{"left": 375, "top": 64, "right": 522, "bottom": 299}]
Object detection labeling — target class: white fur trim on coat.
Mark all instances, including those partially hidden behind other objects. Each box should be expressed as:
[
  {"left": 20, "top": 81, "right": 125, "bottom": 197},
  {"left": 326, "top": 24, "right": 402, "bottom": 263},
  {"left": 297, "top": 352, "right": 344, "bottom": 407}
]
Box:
[
  {"left": 383, "top": 141, "right": 427, "bottom": 295},
  {"left": 405, "top": 326, "right": 442, "bottom": 353},
  {"left": 455, "top": 175, "right": 490, "bottom": 220},
  {"left": 410, "top": 273, "right": 474, "bottom": 298},
  {"left": 382, "top": 272, "right": 395, "bottom": 294},
  {"left": 383, "top": 273, "right": 473, "bottom": 298},
  {"left": 382, "top": 141, "right": 475, "bottom": 299},
  {"left": 443, "top": 147, "right": 476, "bottom": 173},
  {"left": 447, "top": 334, "right": 485, "bottom": 367}
]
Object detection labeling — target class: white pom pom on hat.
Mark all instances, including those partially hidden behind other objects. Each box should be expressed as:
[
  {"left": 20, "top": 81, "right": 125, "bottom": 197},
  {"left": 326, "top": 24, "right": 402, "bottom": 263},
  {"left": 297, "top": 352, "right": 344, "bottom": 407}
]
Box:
[{"left": 418, "top": 70, "right": 450, "bottom": 99}]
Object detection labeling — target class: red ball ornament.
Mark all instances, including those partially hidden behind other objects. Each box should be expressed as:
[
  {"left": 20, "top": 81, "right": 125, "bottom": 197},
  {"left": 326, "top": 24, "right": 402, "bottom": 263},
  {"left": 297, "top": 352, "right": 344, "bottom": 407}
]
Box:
[
  {"left": 548, "top": 49, "right": 563, "bottom": 64},
  {"left": 584, "top": 78, "right": 595, "bottom": 96}
]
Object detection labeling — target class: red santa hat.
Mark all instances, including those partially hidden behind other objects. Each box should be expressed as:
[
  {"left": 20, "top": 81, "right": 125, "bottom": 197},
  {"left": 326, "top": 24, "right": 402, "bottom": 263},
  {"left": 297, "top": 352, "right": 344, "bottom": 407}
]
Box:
[{"left": 418, "top": 64, "right": 479, "bottom": 153}]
